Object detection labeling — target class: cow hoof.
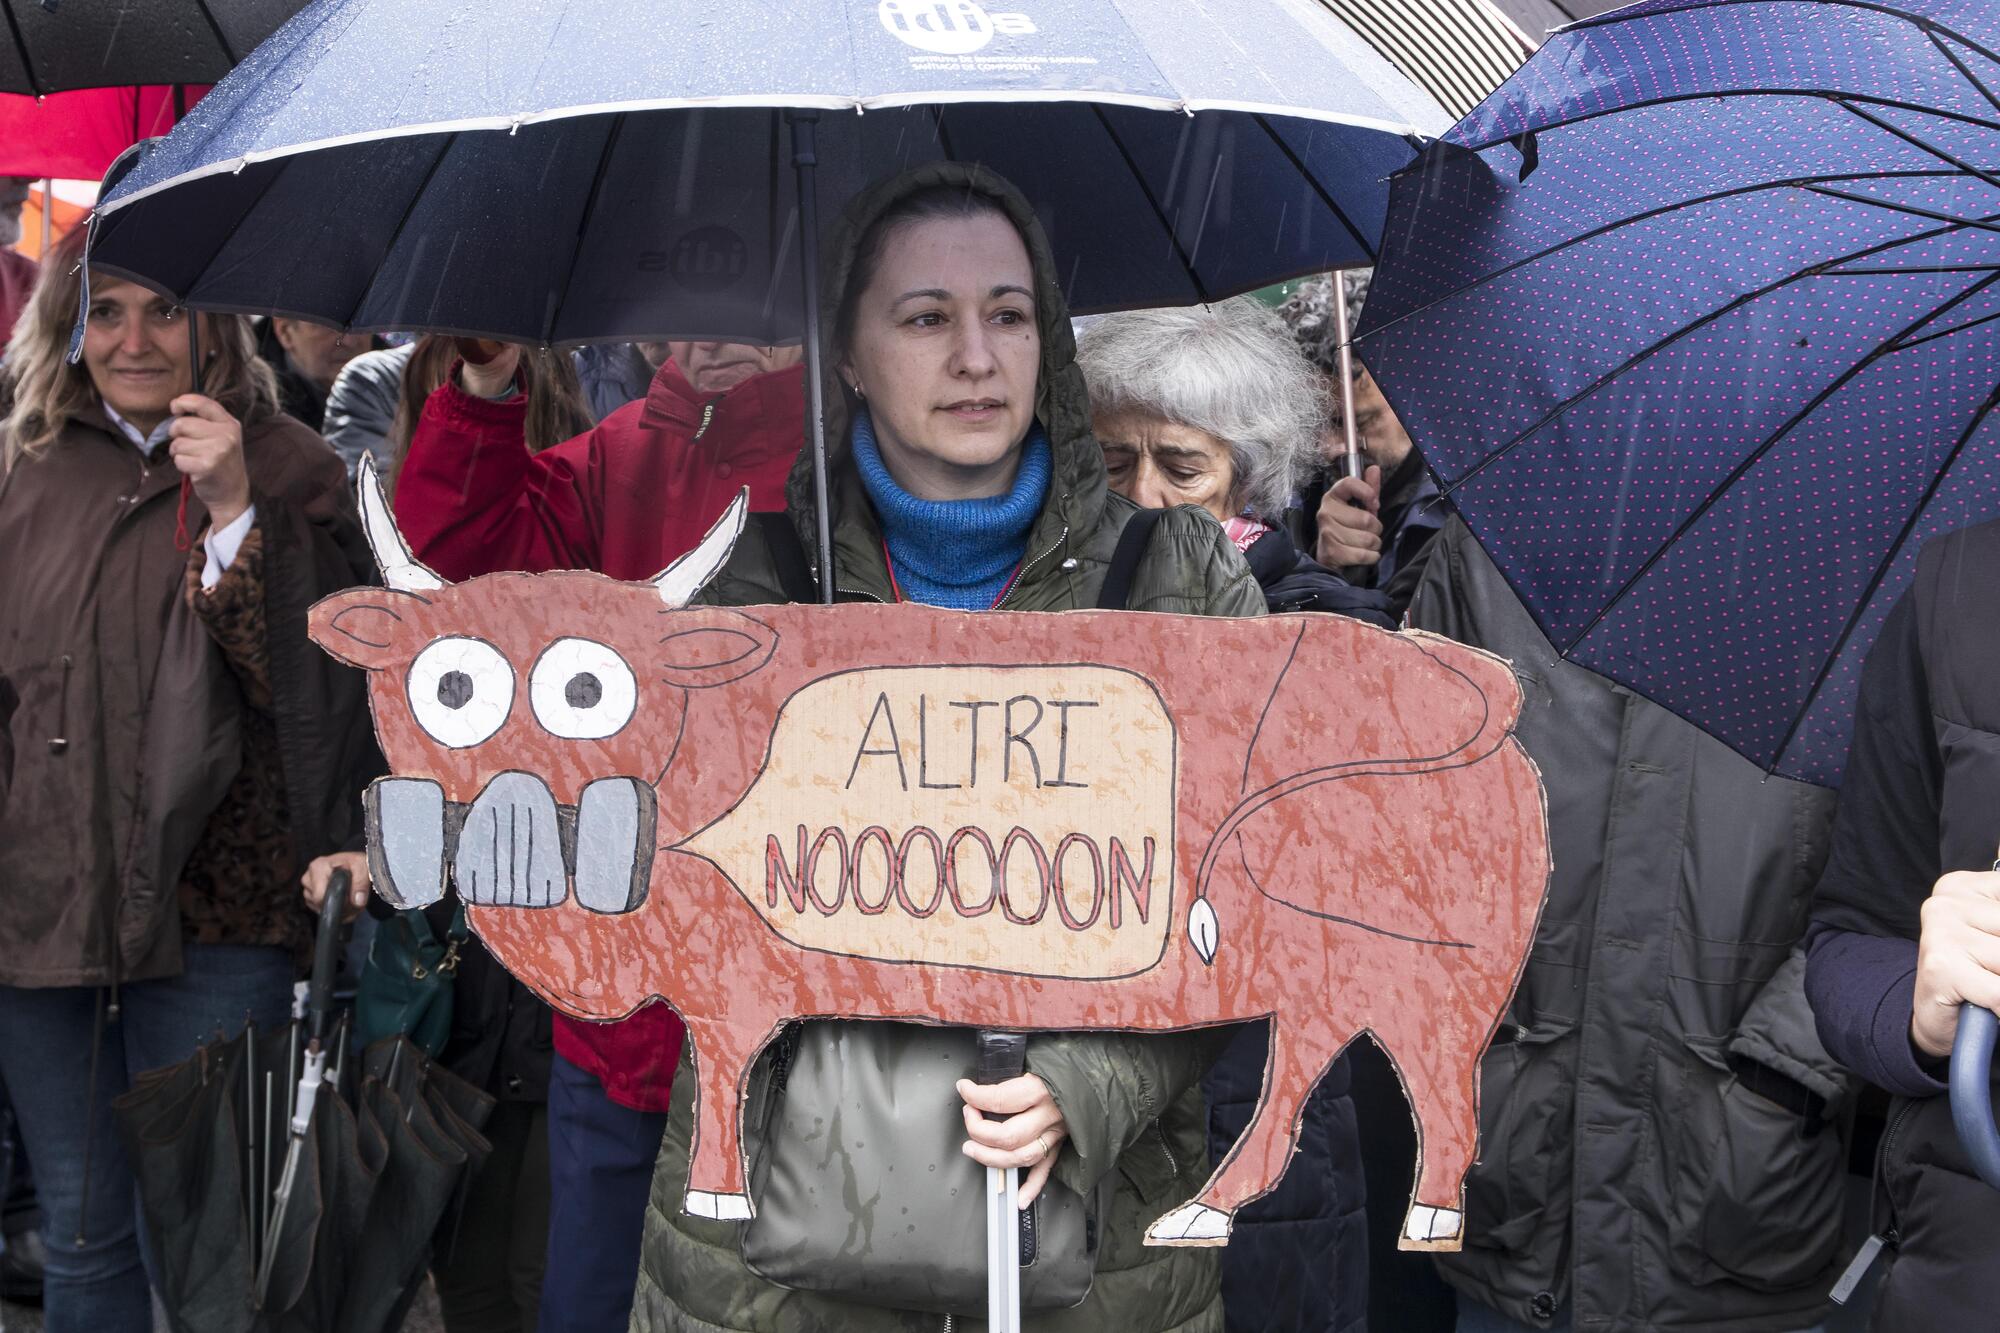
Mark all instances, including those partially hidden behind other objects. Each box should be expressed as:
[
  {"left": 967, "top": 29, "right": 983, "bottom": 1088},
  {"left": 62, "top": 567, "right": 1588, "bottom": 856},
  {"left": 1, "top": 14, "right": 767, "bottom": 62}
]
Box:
[
  {"left": 1399, "top": 1204, "right": 1464, "bottom": 1251},
  {"left": 1145, "top": 1203, "right": 1231, "bottom": 1246},
  {"left": 685, "top": 1191, "right": 754, "bottom": 1221}
]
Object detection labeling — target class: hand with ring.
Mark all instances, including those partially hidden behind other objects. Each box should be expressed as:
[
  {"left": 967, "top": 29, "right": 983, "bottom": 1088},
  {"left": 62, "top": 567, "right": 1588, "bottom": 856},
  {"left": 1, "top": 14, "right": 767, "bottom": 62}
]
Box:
[{"left": 957, "top": 1074, "right": 1070, "bottom": 1209}]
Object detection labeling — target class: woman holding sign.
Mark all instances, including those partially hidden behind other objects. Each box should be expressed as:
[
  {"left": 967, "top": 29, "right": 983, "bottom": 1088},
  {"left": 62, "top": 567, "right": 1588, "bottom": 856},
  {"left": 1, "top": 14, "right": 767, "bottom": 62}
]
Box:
[{"left": 632, "top": 164, "right": 1262, "bottom": 1333}]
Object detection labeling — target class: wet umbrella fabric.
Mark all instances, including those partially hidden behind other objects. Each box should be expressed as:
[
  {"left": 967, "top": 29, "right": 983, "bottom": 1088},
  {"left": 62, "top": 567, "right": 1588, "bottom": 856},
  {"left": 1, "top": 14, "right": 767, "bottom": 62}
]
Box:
[
  {"left": 86, "top": 0, "right": 1464, "bottom": 345},
  {"left": 0, "top": 0, "right": 306, "bottom": 96},
  {"left": 1357, "top": 0, "right": 2000, "bottom": 789}
]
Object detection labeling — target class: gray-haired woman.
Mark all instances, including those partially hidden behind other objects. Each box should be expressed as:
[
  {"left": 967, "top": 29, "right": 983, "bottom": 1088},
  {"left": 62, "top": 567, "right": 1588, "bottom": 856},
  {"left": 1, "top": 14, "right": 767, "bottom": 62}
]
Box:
[
  {"left": 1076, "top": 297, "right": 1384, "bottom": 1333},
  {"left": 1077, "top": 297, "right": 1390, "bottom": 624}
]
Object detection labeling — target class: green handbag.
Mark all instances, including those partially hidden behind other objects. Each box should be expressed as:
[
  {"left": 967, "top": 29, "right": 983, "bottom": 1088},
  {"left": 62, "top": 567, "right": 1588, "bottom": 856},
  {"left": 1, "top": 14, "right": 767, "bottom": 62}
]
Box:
[{"left": 354, "top": 905, "right": 468, "bottom": 1058}]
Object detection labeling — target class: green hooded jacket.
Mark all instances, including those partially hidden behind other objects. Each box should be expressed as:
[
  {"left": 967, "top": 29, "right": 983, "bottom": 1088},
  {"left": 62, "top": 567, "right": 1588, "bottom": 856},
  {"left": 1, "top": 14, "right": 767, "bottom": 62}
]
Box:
[{"left": 631, "top": 163, "right": 1263, "bottom": 1333}]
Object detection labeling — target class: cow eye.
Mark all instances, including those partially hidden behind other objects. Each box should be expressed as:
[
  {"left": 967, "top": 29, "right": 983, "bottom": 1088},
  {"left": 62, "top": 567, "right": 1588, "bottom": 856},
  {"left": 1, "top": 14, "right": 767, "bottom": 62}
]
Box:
[
  {"left": 530, "top": 638, "right": 637, "bottom": 740},
  {"left": 406, "top": 637, "right": 514, "bottom": 749}
]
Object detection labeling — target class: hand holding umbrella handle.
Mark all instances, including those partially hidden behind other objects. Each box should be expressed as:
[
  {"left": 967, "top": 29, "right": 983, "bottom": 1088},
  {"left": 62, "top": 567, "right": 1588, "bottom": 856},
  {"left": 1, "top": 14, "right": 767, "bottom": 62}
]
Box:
[
  {"left": 1951, "top": 1004, "right": 2000, "bottom": 1190},
  {"left": 307, "top": 869, "right": 347, "bottom": 1048}
]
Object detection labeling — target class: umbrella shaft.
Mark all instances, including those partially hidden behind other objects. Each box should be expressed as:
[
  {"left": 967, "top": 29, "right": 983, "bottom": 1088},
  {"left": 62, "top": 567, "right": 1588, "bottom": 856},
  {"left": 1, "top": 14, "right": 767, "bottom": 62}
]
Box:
[
  {"left": 1332, "top": 270, "right": 1361, "bottom": 479},
  {"left": 987, "top": 1165, "right": 1021, "bottom": 1331},
  {"left": 789, "top": 111, "right": 835, "bottom": 606}
]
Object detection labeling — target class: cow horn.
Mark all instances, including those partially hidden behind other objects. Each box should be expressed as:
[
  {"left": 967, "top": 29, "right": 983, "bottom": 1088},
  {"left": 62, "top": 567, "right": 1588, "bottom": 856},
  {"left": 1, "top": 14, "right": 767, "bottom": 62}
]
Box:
[
  {"left": 357, "top": 454, "right": 445, "bottom": 592},
  {"left": 652, "top": 488, "right": 749, "bottom": 607}
]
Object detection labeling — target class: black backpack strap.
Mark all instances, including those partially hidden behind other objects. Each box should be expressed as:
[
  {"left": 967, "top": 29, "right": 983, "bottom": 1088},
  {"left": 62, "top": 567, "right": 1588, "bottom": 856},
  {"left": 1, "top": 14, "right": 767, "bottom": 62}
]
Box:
[
  {"left": 754, "top": 511, "right": 819, "bottom": 605},
  {"left": 1097, "top": 507, "right": 1167, "bottom": 611}
]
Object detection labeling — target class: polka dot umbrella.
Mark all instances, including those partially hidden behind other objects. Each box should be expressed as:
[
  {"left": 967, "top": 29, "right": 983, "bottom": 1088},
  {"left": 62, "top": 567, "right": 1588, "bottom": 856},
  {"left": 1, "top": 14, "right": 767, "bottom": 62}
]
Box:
[
  {"left": 1357, "top": 0, "right": 2000, "bottom": 1191},
  {"left": 1358, "top": 0, "right": 2000, "bottom": 790}
]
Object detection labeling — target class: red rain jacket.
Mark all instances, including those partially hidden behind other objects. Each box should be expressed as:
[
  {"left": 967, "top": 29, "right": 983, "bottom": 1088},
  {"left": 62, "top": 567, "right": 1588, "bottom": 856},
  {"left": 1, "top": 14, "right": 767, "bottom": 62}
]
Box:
[{"left": 396, "top": 357, "right": 805, "bottom": 1110}]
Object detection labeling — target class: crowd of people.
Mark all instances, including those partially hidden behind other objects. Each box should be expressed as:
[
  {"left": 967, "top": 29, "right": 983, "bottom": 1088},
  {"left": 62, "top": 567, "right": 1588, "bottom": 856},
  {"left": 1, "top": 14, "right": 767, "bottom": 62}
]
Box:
[{"left": 0, "top": 157, "right": 1996, "bottom": 1333}]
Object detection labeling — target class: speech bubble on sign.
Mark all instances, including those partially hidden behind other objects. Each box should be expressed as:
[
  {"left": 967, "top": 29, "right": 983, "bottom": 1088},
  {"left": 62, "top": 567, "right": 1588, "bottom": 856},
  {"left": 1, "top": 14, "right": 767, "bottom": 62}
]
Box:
[{"left": 679, "top": 664, "right": 1176, "bottom": 979}]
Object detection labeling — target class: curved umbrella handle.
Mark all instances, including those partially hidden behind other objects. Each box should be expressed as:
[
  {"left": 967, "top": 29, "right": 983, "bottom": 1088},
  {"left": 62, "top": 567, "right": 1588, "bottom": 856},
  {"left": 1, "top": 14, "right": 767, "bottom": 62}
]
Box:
[
  {"left": 1951, "top": 1004, "right": 2000, "bottom": 1190},
  {"left": 306, "top": 869, "right": 348, "bottom": 1047}
]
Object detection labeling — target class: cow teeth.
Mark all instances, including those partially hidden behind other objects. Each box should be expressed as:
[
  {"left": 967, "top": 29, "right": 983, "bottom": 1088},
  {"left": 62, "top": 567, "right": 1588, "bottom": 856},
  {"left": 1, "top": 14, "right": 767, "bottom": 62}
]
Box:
[
  {"left": 574, "top": 777, "right": 656, "bottom": 914},
  {"left": 365, "top": 777, "right": 447, "bottom": 909},
  {"left": 454, "top": 772, "right": 568, "bottom": 907}
]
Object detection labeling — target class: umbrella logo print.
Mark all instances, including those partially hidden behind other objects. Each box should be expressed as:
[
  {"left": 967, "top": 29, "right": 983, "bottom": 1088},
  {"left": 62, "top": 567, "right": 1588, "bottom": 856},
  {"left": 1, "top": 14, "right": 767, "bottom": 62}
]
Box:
[{"left": 878, "top": 0, "right": 1034, "bottom": 54}]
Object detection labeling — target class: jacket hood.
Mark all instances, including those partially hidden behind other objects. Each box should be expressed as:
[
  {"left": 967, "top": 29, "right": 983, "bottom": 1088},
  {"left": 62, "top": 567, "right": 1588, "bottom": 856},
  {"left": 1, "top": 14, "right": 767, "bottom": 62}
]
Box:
[{"left": 785, "top": 161, "right": 1106, "bottom": 593}]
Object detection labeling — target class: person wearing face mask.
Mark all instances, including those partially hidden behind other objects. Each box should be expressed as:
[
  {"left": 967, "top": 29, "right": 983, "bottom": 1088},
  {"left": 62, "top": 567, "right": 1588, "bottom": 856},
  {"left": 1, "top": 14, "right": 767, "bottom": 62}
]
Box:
[
  {"left": 621, "top": 163, "right": 1259, "bottom": 1333},
  {"left": 0, "top": 228, "right": 374, "bottom": 1333},
  {"left": 371, "top": 321, "right": 805, "bottom": 1333}
]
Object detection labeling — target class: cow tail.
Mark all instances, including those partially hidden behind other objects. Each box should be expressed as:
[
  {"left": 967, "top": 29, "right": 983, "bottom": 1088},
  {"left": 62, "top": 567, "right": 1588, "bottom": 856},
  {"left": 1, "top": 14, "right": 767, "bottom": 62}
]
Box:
[{"left": 1185, "top": 632, "right": 1526, "bottom": 956}]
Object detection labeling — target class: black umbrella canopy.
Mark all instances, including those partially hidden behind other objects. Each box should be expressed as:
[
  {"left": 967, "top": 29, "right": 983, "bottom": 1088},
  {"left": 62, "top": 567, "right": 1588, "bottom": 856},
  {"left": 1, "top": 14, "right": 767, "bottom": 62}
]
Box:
[
  {"left": 87, "top": 0, "right": 1467, "bottom": 346},
  {"left": 0, "top": 0, "right": 307, "bottom": 96}
]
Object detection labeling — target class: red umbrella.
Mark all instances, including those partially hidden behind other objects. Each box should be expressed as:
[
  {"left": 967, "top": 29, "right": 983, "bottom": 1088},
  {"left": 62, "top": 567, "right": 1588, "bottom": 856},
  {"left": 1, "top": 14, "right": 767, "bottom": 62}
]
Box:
[{"left": 0, "top": 85, "right": 205, "bottom": 181}]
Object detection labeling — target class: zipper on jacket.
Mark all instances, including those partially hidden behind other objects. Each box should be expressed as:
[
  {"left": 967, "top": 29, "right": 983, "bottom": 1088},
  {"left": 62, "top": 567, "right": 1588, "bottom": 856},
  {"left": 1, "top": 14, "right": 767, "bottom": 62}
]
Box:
[
  {"left": 1153, "top": 1117, "right": 1178, "bottom": 1176},
  {"left": 1833, "top": 1097, "right": 1919, "bottom": 1304},
  {"left": 996, "top": 520, "right": 1071, "bottom": 610},
  {"left": 692, "top": 402, "right": 717, "bottom": 442},
  {"left": 47, "top": 652, "right": 71, "bottom": 754}
]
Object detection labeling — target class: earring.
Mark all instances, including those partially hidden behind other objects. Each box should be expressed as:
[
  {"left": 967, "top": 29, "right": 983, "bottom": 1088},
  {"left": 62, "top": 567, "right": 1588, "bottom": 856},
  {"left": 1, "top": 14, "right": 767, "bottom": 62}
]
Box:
[{"left": 851, "top": 381, "right": 866, "bottom": 399}]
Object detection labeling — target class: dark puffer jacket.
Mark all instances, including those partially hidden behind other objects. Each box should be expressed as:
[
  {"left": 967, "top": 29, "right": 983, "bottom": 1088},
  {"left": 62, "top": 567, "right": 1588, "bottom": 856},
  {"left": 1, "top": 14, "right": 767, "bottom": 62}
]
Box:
[
  {"left": 1805, "top": 517, "right": 2000, "bottom": 1332},
  {"left": 631, "top": 162, "right": 1262, "bottom": 1333},
  {"left": 1407, "top": 519, "right": 1852, "bottom": 1332}
]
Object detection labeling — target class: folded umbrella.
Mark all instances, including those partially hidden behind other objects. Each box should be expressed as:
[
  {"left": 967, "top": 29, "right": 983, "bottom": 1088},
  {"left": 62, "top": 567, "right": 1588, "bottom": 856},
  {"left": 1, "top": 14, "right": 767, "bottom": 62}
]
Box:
[
  {"left": 257, "top": 876, "right": 357, "bottom": 1313},
  {"left": 115, "top": 871, "right": 495, "bottom": 1332}
]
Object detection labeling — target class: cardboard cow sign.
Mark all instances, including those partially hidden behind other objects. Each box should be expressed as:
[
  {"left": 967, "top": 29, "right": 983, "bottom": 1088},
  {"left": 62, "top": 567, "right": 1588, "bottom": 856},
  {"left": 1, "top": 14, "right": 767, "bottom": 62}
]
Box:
[{"left": 309, "top": 460, "right": 1551, "bottom": 1251}]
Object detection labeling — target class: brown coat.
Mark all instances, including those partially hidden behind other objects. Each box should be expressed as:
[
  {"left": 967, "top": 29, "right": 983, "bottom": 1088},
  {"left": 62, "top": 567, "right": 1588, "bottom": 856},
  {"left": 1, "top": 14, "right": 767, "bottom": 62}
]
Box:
[{"left": 0, "top": 403, "right": 378, "bottom": 987}]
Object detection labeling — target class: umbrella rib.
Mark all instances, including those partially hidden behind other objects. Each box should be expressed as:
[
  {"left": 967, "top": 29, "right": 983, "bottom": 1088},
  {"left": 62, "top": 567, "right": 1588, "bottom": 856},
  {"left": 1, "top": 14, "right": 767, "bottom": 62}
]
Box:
[
  {"left": 1087, "top": 104, "right": 1211, "bottom": 304},
  {"left": 1764, "top": 374, "right": 2000, "bottom": 771},
  {"left": 1802, "top": 183, "right": 2000, "bottom": 238},
  {"left": 0, "top": 5, "right": 39, "bottom": 98},
  {"left": 1927, "top": 27, "right": 2000, "bottom": 118},
  {"left": 1457, "top": 87, "right": 2000, "bottom": 158},
  {"left": 1360, "top": 169, "right": 1959, "bottom": 343},
  {"left": 1442, "top": 209, "right": 1994, "bottom": 496},
  {"left": 1834, "top": 97, "right": 2000, "bottom": 195},
  {"left": 171, "top": 153, "right": 306, "bottom": 308},
  {"left": 1886, "top": 303, "right": 2000, "bottom": 353},
  {"left": 339, "top": 132, "right": 462, "bottom": 333},
  {"left": 1251, "top": 114, "right": 1371, "bottom": 258},
  {"left": 541, "top": 113, "right": 627, "bottom": 347},
  {"left": 1561, "top": 0, "right": 2000, "bottom": 81},
  {"left": 1556, "top": 267, "right": 2000, "bottom": 657},
  {"left": 188, "top": 0, "right": 237, "bottom": 65},
  {"left": 929, "top": 105, "right": 957, "bottom": 161}
]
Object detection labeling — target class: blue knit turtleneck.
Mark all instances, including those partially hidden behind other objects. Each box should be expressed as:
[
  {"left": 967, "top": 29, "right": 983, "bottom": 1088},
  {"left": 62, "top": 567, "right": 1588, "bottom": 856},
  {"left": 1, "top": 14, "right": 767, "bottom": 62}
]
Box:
[{"left": 851, "top": 409, "right": 1051, "bottom": 611}]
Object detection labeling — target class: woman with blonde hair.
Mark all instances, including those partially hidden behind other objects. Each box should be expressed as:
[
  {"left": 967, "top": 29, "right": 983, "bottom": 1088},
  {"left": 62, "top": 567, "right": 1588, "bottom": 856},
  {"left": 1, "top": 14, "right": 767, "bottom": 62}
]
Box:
[{"left": 0, "top": 227, "right": 376, "bottom": 1332}]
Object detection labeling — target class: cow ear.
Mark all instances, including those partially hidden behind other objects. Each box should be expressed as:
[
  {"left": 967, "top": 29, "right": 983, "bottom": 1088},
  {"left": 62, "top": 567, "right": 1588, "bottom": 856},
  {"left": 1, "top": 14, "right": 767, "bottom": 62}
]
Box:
[
  {"left": 310, "top": 587, "right": 424, "bottom": 670},
  {"left": 655, "top": 611, "right": 777, "bottom": 690}
]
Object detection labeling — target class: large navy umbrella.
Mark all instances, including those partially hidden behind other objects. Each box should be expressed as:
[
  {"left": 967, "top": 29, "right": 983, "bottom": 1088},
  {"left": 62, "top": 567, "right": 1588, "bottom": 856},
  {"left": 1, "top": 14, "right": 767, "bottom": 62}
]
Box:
[
  {"left": 84, "top": 0, "right": 1498, "bottom": 346},
  {"left": 1360, "top": 0, "right": 2000, "bottom": 788},
  {"left": 85, "top": 0, "right": 1513, "bottom": 594},
  {"left": 1355, "top": 0, "right": 2000, "bottom": 1184}
]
